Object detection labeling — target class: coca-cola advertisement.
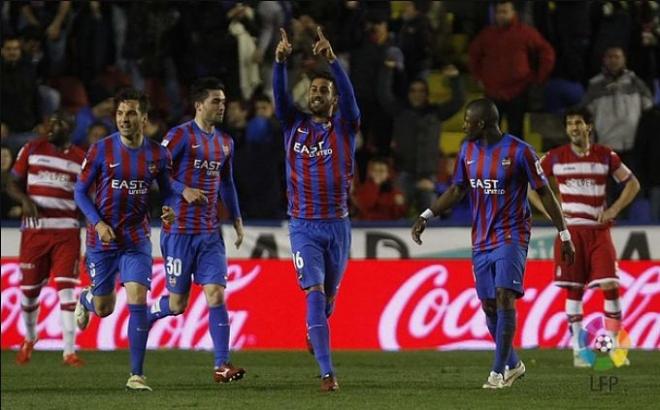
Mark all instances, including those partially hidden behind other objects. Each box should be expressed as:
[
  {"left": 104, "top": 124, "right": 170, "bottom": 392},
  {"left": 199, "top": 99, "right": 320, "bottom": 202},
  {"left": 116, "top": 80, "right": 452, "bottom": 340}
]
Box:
[{"left": 1, "top": 259, "right": 659, "bottom": 351}]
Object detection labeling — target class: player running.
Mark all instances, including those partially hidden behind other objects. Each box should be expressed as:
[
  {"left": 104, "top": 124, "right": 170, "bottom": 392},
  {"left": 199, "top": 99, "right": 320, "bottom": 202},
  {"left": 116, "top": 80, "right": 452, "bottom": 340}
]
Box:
[
  {"left": 146, "top": 77, "right": 246, "bottom": 384},
  {"left": 7, "top": 111, "right": 86, "bottom": 367},
  {"left": 529, "top": 106, "right": 639, "bottom": 367},
  {"left": 273, "top": 27, "right": 360, "bottom": 392},
  {"left": 73, "top": 88, "right": 176, "bottom": 391},
  {"left": 411, "top": 98, "right": 575, "bottom": 389}
]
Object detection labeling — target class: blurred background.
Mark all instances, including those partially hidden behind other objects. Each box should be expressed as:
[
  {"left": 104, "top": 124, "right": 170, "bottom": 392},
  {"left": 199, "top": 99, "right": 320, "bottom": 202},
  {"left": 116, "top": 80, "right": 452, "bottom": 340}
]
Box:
[{"left": 1, "top": 0, "right": 659, "bottom": 225}]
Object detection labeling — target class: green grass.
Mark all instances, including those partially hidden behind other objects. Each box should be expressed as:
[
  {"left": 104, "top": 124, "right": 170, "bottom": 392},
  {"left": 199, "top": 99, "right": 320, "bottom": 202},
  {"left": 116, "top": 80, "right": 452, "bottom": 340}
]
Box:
[{"left": 2, "top": 349, "right": 659, "bottom": 409}]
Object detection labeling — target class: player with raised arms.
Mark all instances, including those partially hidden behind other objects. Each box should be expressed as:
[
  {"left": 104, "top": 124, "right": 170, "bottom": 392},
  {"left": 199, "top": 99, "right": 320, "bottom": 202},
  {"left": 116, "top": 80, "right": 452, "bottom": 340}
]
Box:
[
  {"left": 411, "top": 98, "right": 576, "bottom": 388},
  {"left": 273, "top": 27, "right": 360, "bottom": 392}
]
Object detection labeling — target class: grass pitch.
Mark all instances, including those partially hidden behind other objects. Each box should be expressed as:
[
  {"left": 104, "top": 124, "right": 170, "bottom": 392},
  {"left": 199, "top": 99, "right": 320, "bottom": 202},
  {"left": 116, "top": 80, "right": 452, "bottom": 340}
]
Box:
[{"left": 2, "top": 349, "right": 658, "bottom": 409}]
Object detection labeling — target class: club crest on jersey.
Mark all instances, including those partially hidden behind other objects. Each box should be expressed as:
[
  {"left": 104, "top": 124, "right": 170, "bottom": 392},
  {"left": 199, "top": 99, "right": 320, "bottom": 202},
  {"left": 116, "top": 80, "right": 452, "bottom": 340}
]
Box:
[
  {"left": 293, "top": 140, "right": 333, "bottom": 157},
  {"left": 148, "top": 161, "right": 158, "bottom": 175}
]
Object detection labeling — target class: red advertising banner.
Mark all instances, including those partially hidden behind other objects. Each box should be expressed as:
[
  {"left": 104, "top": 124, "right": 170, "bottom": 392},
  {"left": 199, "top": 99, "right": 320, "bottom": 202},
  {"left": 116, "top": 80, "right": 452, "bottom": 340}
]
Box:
[{"left": 1, "top": 259, "right": 659, "bottom": 351}]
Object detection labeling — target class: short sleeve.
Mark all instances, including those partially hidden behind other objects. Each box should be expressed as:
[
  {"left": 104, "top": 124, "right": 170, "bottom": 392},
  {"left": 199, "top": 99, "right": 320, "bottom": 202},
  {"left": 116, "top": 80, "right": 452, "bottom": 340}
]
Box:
[
  {"left": 452, "top": 143, "right": 468, "bottom": 187},
  {"left": 10, "top": 142, "right": 33, "bottom": 180}
]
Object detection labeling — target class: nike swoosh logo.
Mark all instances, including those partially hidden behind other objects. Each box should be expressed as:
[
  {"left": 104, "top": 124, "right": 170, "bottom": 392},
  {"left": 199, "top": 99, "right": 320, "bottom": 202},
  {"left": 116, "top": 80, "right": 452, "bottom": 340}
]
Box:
[
  {"left": 192, "top": 144, "right": 201, "bottom": 148},
  {"left": 513, "top": 281, "right": 521, "bottom": 284},
  {"left": 109, "top": 163, "right": 120, "bottom": 168},
  {"left": 297, "top": 128, "right": 309, "bottom": 134},
  {"left": 217, "top": 369, "right": 229, "bottom": 378}
]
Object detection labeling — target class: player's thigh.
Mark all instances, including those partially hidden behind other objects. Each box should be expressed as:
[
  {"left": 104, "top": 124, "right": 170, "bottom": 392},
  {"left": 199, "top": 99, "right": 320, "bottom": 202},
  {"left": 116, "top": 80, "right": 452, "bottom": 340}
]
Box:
[
  {"left": 118, "top": 241, "right": 153, "bottom": 290},
  {"left": 289, "top": 221, "right": 325, "bottom": 290},
  {"left": 19, "top": 231, "right": 51, "bottom": 291},
  {"left": 50, "top": 230, "right": 81, "bottom": 288},
  {"left": 194, "top": 232, "right": 228, "bottom": 287},
  {"left": 492, "top": 244, "right": 528, "bottom": 297},
  {"left": 472, "top": 249, "right": 496, "bottom": 300},
  {"left": 323, "top": 219, "right": 351, "bottom": 298},
  {"left": 553, "top": 230, "right": 588, "bottom": 288},
  {"left": 587, "top": 229, "right": 618, "bottom": 288},
  {"left": 160, "top": 232, "right": 195, "bottom": 294},
  {"left": 86, "top": 249, "right": 120, "bottom": 296}
]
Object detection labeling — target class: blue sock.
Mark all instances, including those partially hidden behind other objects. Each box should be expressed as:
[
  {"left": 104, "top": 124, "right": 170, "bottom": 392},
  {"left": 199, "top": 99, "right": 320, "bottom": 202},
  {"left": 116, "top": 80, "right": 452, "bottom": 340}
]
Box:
[
  {"left": 80, "top": 289, "right": 96, "bottom": 315},
  {"left": 127, "top": 304, "right": 149, "bottom": 376},
  {"left": 307, "top": 290, "right": 333, "bottom": 376},
  {"left": 486, "top": 313, "right": 519, "bottom": 369},
  {"left": 209, "top": 305, "right": 230, "bottom": 368},
  {"left": 493, "top": 309, "right": 516, "bottom": 374},
  {"left": 147, "top": 296, "right": 173, "bottom": 327}
]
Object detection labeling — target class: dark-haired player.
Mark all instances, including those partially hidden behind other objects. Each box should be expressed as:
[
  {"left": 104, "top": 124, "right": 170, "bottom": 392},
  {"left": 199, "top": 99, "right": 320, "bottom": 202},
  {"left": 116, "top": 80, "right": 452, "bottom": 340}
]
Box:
[
  {"left": 273, "top": 27, "right": 360, "bottom": 392},
  {"left": 74, "top": 88, "right": 176, "bottom": 391},
  {"left": 146, "top": 77, "right": 246, "bottom": 384}
]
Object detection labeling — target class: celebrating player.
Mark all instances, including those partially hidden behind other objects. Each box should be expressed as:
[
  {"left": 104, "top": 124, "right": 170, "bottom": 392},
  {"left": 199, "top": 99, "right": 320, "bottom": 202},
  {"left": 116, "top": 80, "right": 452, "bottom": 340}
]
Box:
[
  {"left": 529, "top": 106, "right": 639, "bottom": 367},
  {"left": 411, "top": 98, "right": 575, "bottom": 389},
  {"left": 73, "top": 88, "right": 176, "bottom": 391},
  {"left": 7, "top": 111, "right": 86, "bottom": 367},
  {"left": 273, "top": 27, "right": 360, "bottom": 392},
  {"left": 146, "top": 77, "right": 246, "bottom": 384}
]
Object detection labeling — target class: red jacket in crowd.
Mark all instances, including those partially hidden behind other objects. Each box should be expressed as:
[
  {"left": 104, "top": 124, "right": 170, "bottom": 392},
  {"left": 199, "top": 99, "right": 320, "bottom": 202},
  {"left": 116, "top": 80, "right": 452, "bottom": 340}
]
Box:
[
  {"left": 468, "top": 17, "right": 555, "bottom": 101},
  {"left": 352, "top": 180, "right": 407, "bottom": 221}
]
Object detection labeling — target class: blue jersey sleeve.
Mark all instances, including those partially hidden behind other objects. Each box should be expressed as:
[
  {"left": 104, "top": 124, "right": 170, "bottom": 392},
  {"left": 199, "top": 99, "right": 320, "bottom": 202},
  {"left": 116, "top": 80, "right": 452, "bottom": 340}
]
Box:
[
  {"left": 156, "top": 147, "right": 176, "bottom": 199},
  {"left": 74, "top": 143, "right": 103, "bottom": 226},
  {"left": 520, "top": 145, "right": 548, "bottom": 190},
  {"left": 161, "top": 128, "right": 186, "bottom": 195},
  {"left": 452, "top": 143, "right": 468, "bottom": 187},
  {"left": 219, "top": 139, "right": 241, "bottom": 219},
  {"left": 329, "top": 60, "right": 360, "bottom": 123},
  {"left": 273, "top": 62, "right": 297, "bottom": 127}
]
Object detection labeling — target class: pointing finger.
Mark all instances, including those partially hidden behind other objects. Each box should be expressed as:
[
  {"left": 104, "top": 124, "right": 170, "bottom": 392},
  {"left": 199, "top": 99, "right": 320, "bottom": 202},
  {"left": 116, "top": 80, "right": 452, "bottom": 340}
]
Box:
[
  {"left": 316, "top": 26, "right": 326, "bottom": 41},
  {"left": 280, "top": 28, "right": 288, "bottom": 43}
]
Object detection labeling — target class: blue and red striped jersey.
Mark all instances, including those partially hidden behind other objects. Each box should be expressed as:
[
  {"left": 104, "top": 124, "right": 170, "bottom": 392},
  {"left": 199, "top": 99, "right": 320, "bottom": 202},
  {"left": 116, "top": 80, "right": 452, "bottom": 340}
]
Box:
[
  {"left": 74, "top": 133, "right": 174, "bottom": 250},
  {"left": 453, "top": 134, "right": 547, "bottom": 251},
  {"left": 161, "top": 120, "right": 240, "bottom": 234},
  {"left": 273, "top": 60, "right": 360, "bottom": 219}
]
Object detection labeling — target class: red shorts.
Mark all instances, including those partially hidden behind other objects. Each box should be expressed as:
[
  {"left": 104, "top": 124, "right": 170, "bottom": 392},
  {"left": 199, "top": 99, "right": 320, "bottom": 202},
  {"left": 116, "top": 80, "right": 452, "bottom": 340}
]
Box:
[
  {"left": 553, "top": 226, "right": 618, "bottom": 288},
  {"left": 19, "top": 229, "right": 81, "bottom": 289}
]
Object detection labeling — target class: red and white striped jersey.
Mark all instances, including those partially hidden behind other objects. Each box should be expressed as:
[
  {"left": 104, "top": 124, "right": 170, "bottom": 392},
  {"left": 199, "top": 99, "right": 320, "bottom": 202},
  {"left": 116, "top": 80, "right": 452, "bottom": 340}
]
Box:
[
  {"left": 11, "top": 138, "right": 85, "bottom": 231},
  {"left": 540, "top": 144, "right": 632, "bottom": 226}
]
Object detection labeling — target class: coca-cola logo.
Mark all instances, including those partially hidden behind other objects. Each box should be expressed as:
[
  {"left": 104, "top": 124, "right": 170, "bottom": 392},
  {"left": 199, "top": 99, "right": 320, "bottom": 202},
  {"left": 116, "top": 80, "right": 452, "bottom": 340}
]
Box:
[{"left": 378, "top": 264, "right": 660, "bottom": 350}]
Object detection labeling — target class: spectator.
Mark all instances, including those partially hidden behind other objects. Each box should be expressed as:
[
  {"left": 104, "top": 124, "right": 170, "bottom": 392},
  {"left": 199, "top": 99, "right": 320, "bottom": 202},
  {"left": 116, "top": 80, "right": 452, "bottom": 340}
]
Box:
[
  {"left": 1, "top": 35, "right": 40, "bottom": 135},
  {"left": 352, "top": 157, "right": 407, "bottom": 221},
  {"left": 84, "top": 121, "right": 110, "bottom": 148},
  {"left": 633, "top": 103, "right": 660, "bottom": 222},
  {"left": 583, "top": 46, "right": 653, "bottom": 164},
  {"left": 70, "top": 85, "right": 115, "bottom": 147},
  {"left": 379, "top": 64, "right": 465, "bottom": 213},
  {"left": 1, "top": 145, "right": 21, "bottom": 219},
  {"left": 397, "top": 0, "right": 433, "bottom": 81},
  {"left": 69, "top": 1, "right": 115, "bottom": 88},
  {"left": 468, "top": 0, "right": 555, "bottom": 139},
  {"left": 236, "top": 94, "right": 285, "bottom": 219}
]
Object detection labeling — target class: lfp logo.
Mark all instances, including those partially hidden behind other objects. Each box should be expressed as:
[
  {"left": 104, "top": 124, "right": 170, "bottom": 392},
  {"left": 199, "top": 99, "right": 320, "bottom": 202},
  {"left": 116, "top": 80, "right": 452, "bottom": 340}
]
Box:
[{"left": 577, "top": 315, "right": 630, "bottom": 371}]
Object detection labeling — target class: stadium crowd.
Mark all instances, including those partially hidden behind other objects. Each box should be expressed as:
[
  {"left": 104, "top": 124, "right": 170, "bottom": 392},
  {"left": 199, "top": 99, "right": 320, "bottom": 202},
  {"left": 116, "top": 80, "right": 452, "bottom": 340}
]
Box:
[{"left": 1, "top": 0, "right": 659, "bottom": 222}]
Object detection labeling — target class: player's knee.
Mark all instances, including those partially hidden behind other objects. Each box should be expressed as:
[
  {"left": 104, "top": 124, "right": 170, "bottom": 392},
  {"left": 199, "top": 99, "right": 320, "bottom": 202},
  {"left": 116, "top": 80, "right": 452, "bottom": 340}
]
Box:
[
  {"left": 55, "top": 281, "right": 75, "bottom": 292},
  {"left": 481, "top": 300, "right": 497, "bottom": 316},
  {"left": 304, "top": 285, "right": 324, "bottom": 294},
  {"left": 96, "top": 304, "right": 114, "bottom": 317},
  {"left": 600, "top": 282, "right": 618, "bottom": 291},
  {"left": 21, "top": 286, "right": 42, "bottom": 299},
  {"left": 169, "top": 297, "right": 188, "bottom": 314},
  {"left": 496, "top": 288, "right": 516, "bottom": 309}
]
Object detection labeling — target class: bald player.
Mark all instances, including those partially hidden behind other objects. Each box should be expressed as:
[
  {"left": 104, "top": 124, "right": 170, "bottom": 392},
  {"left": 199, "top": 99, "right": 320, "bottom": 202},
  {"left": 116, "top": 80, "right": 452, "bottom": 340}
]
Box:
[{"left": 411, "top": 98, "right": 575, "bottom": 388}]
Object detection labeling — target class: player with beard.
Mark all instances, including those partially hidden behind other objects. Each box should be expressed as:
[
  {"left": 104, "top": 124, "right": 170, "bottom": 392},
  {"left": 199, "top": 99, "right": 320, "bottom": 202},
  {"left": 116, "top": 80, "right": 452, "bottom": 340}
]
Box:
[
  {"left": 411, "top": 98, "right": 575, "bottom": 388},
  {"left": 273, "top": 27, "right": 360, "bottom": 392},
  {"left": 8, "top": 111, "right": 85, "bottom": 367}
]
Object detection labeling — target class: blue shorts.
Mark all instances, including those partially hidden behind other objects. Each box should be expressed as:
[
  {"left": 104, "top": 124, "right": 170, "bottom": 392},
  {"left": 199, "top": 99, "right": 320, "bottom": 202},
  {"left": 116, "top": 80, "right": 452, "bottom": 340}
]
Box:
[
  {"left": 289, "top": 217, "right": 351, "bottom": 297},
  {"left": 472, "top": 244, "right": 528, "bottom": 300},
  {"left": 86, "top": 241, "right": 153, "bottom": 296},
  {"left": 160, "top": 231, "right": 227, "bottom": 294}
]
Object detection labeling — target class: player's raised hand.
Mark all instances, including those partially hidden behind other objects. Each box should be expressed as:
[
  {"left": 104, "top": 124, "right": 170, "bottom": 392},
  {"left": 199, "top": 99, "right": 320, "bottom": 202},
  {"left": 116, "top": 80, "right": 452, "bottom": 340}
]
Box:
[
  {"left": 312, "top": 26, "right": 336, "bottom": 62},
  {"left": 182, "top": 187, "right": 209, "bottom": 205},
  {"left": 95, "top": 221, "right": 116, "bottom": 244},
  {"left": 561, "top": 239, "right": 576, "bottom": 265},
  {"left": 161, "top": 206, "right": 175, "bottom": 226},
  {"left": 233, "top": 218, "right": 244, "bottom": 249},
  {"left": 275, "top": 28, "right": 292, "bottom": 63},
  {"left": 411, "top": 217, "right": 427, "bottom": 245}
]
